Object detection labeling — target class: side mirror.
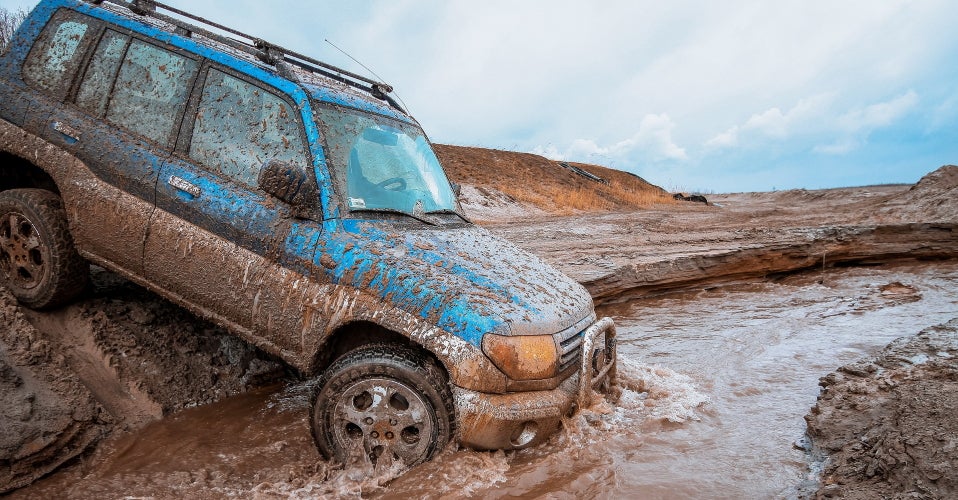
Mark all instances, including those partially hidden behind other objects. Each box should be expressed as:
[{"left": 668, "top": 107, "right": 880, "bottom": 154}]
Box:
[{"left": 258, "top": 159, "right": 318, "bottom": 210}]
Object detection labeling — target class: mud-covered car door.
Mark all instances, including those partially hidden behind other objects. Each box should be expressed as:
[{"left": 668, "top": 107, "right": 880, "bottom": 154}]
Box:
[
  {"left": 145, "top": 66, "right": 322, "bottom": 354},
  {"left": 16, "top": 13, "right": 192, "bottom": 275}
]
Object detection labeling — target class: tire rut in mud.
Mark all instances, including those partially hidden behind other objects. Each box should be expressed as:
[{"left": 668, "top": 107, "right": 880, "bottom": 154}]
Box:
[
  {"left": 0, "top": 288, "right": 107, "bottom": 494},
  {"left": 0, "top": 269, "right": 287, "bottom": 494}
]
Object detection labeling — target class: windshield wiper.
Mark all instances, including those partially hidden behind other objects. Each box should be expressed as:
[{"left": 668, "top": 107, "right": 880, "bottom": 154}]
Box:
[
  {"left": 426, "top": 208, "right": 472, "bottom": 224},
  {"left": 350, "top": 208, "right": 439, "bottom": 226}
]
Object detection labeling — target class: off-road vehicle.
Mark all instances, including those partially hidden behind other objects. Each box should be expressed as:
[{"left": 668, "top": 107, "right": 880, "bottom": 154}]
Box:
[{"left": 0, "top": 0, "right": 617, "bottom": 469}]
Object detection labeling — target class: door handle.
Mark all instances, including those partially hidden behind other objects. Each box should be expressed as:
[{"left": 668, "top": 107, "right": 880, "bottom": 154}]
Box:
[
  {"left": 51, "top": 121, "right": 80, "bottom": 143},
  {"left": 168, "top": 175, "right": 202, "bottom": 197}
]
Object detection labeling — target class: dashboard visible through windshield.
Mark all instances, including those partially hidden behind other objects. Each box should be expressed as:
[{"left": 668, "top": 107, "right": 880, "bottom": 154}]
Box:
[{"left": 315, "top": 106, "right": 457, "bottom": 217}]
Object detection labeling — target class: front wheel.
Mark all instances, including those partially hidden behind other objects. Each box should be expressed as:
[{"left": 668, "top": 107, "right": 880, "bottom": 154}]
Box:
[
  {"left": 311, "top": 344, "right": 455, "bottom": 470},
  {"left": 0, "top": 189, "right": 88, "bottom": 309}
]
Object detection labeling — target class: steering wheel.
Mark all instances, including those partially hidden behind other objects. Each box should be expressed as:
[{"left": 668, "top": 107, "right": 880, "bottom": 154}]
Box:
[{"left": 376, "top": 177, "right": 407, "bottom": 191}]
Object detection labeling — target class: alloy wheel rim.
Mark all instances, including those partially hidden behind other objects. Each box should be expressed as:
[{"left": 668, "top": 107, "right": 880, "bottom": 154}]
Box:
[
  {"left": 331, "top": 377, "right": 435, "bottom": 469},
  {"left": 0, "top": 212, "right": 45, "bottom": 290}
]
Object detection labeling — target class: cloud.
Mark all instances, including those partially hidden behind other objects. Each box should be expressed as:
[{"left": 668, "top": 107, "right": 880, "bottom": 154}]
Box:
[
  {"left": 706, "top": 90, "right": 917, "bottom": 157},
  {"left": 813, "top": 90, "right": 918, "bottom": 155},
  {"left": 705, "top": 127, "right": 739, "bottom": 148},
  {"left": 531, "top": 144, "right": 564, "bottom": 161},
  {"left": 543, "top": 113, "right": 687, "bottom": 165},
  {"left": 928, "top": 91, "right": 958, "bottom": 132},
  {"left": 813, "top": 140, "right": 859, "bottom": 156},
  {"left": 706, "top": 94, "right": 834, "bottom": 150},
  {"left": 743, "top": 108, "right": 788, "bottom": 138},
  {"left": 836, "top": 90, "right": 918, "bottom": 132}
]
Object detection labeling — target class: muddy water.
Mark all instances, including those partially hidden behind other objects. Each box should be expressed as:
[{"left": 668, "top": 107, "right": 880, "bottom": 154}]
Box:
[{"left": 17, "top": 262, "right": 958, "bottom": 499}]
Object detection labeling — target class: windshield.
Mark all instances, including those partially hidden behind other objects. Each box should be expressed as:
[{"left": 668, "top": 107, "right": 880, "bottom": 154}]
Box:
[{"left": 316, "top": 106, "right": 457, "bottom": 215}]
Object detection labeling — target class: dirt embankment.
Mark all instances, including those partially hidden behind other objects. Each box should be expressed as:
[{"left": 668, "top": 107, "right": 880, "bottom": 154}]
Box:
[
  {"left": 0, "top": 270, "right": 284, "bottom": 494},
  {"left": 0, "top": 289, "right": 106, "bottom": 492},
  {"left": 492, "top": 166, "right": 958, "bottom": 304},
  {"left": 877, "top": 165, "right": 958, "bottom": 223},
  {"left": 805, "top": 318, "right": 958, "bottom": 499},
  {"left": 434, "top": 144, "right": 672, "bottom": 220}
]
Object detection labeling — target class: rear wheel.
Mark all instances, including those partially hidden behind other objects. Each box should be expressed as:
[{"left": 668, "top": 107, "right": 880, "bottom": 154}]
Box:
[
  {"left": 0, "top": 189, "right": 88, "bottom": 309},
  {"left": 311, "top": 343, "right": 455, "bottom": 470}
]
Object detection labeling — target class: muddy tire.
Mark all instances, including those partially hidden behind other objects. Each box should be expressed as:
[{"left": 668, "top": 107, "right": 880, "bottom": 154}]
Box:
[
  {"left": 311, "top": 343, "right": 455, "bottom": 470},
  {"left": 0, "top": 189, "right": 89, "bottom": 309}
]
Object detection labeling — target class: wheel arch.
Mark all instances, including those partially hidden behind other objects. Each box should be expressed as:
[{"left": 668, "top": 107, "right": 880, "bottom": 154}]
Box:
[
  {"left": 300, "top": 295, "right": 510, "bottom": 393},
  {"left": 0, "top": 151, "right": 60, "bottom": 194},
  {"left": 308, "top": 320, "right": 448, "bottom": 381}
]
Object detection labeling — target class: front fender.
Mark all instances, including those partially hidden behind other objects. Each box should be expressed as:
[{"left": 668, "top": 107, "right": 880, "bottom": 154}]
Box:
[{"left": 304, "top": 286, "right": 508, "bottom": 393}]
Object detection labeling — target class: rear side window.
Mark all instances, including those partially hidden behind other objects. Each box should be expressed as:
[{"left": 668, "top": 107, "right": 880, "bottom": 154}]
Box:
[
  {"left": 76, "top": 29, "right": 128, "bottom": 116},
  {"left": 103, "top": 40, "right": 199, "bottom": 147},
  {"left": 22, "top": 11, "right": 93, "bottom": 96},
  {"left": 189, "top": 69, "right": 308, "bottom": 188}
]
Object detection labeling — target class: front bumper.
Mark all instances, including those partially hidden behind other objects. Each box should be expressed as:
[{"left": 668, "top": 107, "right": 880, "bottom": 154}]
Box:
[{"left": 454, "top": 317, "right": 617, "bottom": 450}]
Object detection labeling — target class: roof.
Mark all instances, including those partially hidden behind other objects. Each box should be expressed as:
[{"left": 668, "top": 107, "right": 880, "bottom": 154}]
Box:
[{"left": 80, "top": 0, "right": 407, "bottom": 118}]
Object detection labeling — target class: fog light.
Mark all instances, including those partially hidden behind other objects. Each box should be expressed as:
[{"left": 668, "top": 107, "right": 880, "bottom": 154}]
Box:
[{"left": 510, "top": 420, "right": 539, "bottom": 447}]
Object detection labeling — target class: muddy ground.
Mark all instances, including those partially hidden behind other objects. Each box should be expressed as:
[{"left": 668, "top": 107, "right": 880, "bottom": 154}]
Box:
[
  {"left": 0, "top": 271, "right": 284, "bottom": 493},
  {"left": 1, "top": 165, "right": 956, "bottom": 496},
  {"left": 806, "top": 318, "right": 958, "bottom": 499}
]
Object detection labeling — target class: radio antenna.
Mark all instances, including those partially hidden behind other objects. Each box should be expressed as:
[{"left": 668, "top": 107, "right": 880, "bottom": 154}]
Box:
[{"left": 325, "top": 38, "right": 411, "bottom": 114}]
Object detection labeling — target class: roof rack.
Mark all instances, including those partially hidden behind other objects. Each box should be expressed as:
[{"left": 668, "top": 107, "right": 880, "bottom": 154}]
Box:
[{"left": 86, "top": 0, "right": 403, "bottom": 111}]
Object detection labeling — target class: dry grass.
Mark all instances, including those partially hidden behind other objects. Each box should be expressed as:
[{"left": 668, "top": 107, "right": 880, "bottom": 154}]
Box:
[
  {"left": 435, "top": 144, "right": 675, "bottom": 215},
  {"left": 500, "top": 182, "right": 674, "bottom": 214}
]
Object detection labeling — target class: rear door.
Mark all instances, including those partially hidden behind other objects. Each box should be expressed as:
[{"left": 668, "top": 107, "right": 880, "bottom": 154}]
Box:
[{"left": 22, "top": 12, "right": 199, "bottom": 276}]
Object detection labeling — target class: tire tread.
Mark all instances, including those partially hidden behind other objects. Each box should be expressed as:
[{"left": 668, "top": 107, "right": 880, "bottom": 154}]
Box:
[
  {"left": 0, "top": 189, "right": 89, "bottom": 309},
  {"left": 311, "top": 343, "right": 456, "bottom": 466}
]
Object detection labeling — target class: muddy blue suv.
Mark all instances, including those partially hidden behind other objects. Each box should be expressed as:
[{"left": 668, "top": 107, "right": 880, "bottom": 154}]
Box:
[{"left": 0, "top": 0, "right": 616, "bottom": 469}]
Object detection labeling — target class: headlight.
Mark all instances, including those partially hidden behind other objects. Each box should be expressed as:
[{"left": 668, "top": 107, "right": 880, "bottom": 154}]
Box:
[{"left": 482, "top": 333, "right": 558, "bottom": 380}]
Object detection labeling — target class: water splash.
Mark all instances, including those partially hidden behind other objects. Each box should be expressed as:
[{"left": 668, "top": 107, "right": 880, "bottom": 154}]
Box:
[{"left": 615, "top": 360, "right": 711, "bottom": 423}]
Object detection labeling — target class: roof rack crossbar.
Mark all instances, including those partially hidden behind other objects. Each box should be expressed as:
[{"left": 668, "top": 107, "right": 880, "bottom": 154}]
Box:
[{"left": 88, "top": 0, "right": 396, "bottom": 104}]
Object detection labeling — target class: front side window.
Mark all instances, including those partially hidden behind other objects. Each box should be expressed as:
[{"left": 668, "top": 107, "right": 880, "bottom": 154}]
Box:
[
  {"left": 316, "top": 107, "right": 456, "bottom": 215},
  {"left": 189, "top": 69, "right": 308, "bottom": 188},
  {"left": 105, "top": 39, "right": 198, "bottom": 147},
  {"left": 22, "top": 12, "right": 92, "bottom": 95}
]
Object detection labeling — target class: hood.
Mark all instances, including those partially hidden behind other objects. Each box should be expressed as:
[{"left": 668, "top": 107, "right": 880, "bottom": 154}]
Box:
[{"left": 315, "top": 220, "right": 594, "bottom": 347}]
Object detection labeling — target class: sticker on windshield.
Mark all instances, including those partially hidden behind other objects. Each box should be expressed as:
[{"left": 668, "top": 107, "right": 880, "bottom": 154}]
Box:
[{"left": 348, "top": 197, "right": 366, "bottom": 209}]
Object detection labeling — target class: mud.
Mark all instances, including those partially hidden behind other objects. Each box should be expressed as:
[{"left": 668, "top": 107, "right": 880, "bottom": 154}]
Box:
[
  {"left": 0, "top": 268, "right": 285, "bottom": 494},
  {"left": 806, "top": 318, "right": 958, "bottom": 499},
  {"left": 2, "top": 166, "right": 957, "bottom": 495},
  {"left": 12, "top": 261, "right": 958, "bottom": 499}
]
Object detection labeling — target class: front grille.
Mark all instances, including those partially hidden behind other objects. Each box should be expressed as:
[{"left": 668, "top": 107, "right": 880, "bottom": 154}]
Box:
[{"left": 558, "top": 329, "right": 584, "bottom": 373}]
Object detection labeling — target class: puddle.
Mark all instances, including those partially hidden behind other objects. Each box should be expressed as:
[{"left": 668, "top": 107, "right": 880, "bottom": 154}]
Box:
[{"left": 15, "top": 262, "right": 958, "bottom": 499}]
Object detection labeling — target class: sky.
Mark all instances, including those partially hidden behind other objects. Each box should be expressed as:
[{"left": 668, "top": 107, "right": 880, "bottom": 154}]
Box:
[{"left": 2, "top": 0, "right": 957, "bottom": 193}]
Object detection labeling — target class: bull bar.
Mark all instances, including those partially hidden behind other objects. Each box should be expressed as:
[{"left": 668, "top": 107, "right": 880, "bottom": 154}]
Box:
[{"left": 455, "top": 316, "right": 618, "bottom": 450}]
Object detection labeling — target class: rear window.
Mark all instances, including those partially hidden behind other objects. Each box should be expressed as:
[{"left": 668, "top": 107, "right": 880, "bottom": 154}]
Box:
[
  {"left": 103, "top": 39, "right": 198, "bottom": 147},
  {"left": 22, "top": 10, "right": 94, "bottom": 96}
]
